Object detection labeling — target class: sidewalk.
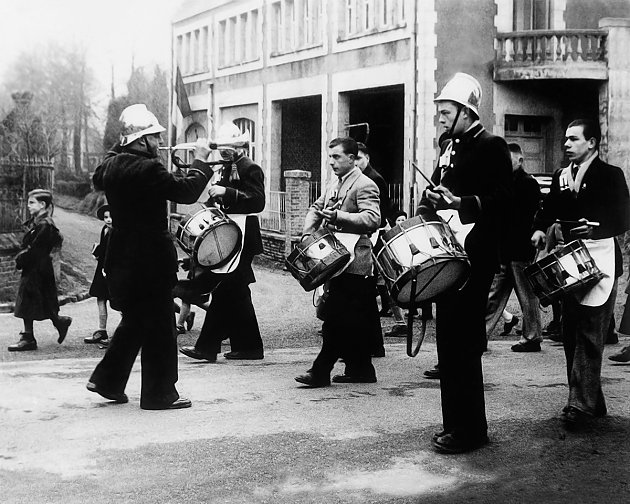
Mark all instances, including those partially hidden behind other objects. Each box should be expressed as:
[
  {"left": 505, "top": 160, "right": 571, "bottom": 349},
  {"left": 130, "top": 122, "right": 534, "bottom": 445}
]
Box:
[{"left": 1, "top": 337, "right": 629, "bottom": 504}]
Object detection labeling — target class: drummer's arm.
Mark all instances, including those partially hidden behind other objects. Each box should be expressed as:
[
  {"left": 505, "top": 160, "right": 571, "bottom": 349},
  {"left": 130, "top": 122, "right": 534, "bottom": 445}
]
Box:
[
  {"left": 332, "top": 181, "right": 380, "bottom": 234},
  {"left": 302, "top": 195, "right": 325, "bottom": 239}
]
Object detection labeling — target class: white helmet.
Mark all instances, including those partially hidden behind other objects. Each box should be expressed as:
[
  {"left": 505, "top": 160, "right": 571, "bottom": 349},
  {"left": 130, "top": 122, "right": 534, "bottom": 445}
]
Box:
[
  {"left": 216, "top": 121, "right": 242, "bottom": 141},
  {"left": 434, "top": 73, "right": 482, "bottom": 117},
  {"left": 119, "top": 104, "right": 166, "bottom": 146}
]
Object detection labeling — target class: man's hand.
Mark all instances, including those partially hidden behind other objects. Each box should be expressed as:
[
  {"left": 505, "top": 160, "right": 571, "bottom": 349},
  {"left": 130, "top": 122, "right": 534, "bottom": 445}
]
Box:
[
  {"left": 531, "top": 230, "right": 546, "bottom": 250},
  {"left": 193, "top": 138, "right": 211, "bottom": 162},
  {"left": 425, "top": 185, "right": 460, "bottom": 210},
  {"left": 208, "top": 185, "right": 227, "bottom": 199},
  {"left": 315, "top": 208, "right": 338, "bottom": 223},
  {"left": 569, "top": 218, "right": 596, "bottom": 239}
]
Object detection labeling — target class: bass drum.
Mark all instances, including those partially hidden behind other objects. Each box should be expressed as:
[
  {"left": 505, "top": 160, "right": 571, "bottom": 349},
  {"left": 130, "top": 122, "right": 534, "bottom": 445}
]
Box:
[
  {"left": 176, "top": 205, "right": 242, "bottom": 269},
  {"left": 373, "top": 215, "right": 470, "bottom": 307}
]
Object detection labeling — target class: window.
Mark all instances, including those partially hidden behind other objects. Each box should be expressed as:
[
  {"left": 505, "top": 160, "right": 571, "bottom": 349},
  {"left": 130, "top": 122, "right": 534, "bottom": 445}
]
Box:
[
  {"left": 218, "top": 9, "right": 261, "bottom": 67},
  {"left": 234, "top": 118, "right": 256, "bottom": 160},
  {"left": 513, "top": 0, "right": 551, "bottom": 31},
  {"left": 340, "top": 0, "right": 405, "bottom": 40},
  {"left": 271, "top": 0, "right": 322, "bottom": 55}
]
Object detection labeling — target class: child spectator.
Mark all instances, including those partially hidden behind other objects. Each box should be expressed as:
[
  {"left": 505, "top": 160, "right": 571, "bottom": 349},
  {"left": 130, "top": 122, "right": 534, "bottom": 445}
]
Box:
[
  {"left": 84, "top": 204, "right": 113, "bottom": 347},
  {"left": 8, "top": 189, "right": 72, "bottom": 351}
]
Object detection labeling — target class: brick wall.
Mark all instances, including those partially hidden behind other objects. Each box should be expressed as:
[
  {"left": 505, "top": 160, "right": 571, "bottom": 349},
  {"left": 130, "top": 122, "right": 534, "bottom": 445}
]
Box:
[{"left": 261, "top": 230, "right": 299, "bottom": 263}]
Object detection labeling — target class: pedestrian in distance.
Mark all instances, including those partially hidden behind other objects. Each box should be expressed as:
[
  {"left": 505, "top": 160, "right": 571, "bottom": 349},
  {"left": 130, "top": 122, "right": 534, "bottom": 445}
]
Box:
[
  {"left": 8, "top": 189, "right": 72, "bottom": 351},
  {"left": 84, "top": 204, "right": 113, "bottom": 347}
]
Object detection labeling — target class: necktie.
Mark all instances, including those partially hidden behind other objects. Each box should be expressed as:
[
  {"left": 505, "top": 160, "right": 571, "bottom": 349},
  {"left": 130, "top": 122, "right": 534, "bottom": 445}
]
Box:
[{"left": 571, "top": 164, "right": 579, "bottom": 180}]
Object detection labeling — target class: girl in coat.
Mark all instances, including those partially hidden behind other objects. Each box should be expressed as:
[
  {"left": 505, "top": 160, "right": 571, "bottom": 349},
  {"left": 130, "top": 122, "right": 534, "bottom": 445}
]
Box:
[
  {"left": 84, "top": 204, "right": 112, "bottom": 347},
  {"left": 8, "top": 189, "right": 72, "bottom": 351}
]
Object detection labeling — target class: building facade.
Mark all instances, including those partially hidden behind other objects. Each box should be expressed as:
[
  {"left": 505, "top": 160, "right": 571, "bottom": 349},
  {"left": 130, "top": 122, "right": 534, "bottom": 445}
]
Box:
[{"left": 172, "top": 0, "right": 630, "bottom": 241}]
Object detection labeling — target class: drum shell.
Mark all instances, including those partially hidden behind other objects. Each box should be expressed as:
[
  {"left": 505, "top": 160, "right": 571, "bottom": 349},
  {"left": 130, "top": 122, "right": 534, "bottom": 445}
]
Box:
[
  {"left": 525, "top": 239, "right": 605, "bottom": 307},
  {"left": 285, "top": 228, "right": 351, "bottom": 291},
  {"left": 176, "top": 206, "right": 242, "bottom": 269},
  {"left": 373, "top": 216, "right": 470, "bottom": 307}
]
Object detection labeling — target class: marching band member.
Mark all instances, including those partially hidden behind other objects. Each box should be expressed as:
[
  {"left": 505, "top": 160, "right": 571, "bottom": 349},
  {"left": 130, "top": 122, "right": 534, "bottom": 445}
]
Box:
[
  {"left": 295, "top": 137, "right": 381, "bottom": 387},
  {"left": 418, "top": 73, "right": 512, "bottom": 453},
  {"left": 531, "top": 118, "right": 630, "bottom": 427},
  {"left": 179, "top": 121, "right": 266, "bottom": 362},
  {"left": 87, "top": 104, "right": 213, "bottom": 410}
]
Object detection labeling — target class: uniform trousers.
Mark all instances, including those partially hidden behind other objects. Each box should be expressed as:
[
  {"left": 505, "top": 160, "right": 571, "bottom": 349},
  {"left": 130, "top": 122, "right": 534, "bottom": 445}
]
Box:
[
  {"left": 435, "top": 263, "right": 494, "bottom": 439},
  {"left": 194, "top": 276, "right": 263, "bottom": 355},
  {"left": 485, "top": 261, "right": 542, "bottom": 343},
  {"left": 312, "top": 273, "right": 376, "bottom": 379},
  {"left": 562, "top": 280, "right": 617, "bottom": 417},
  {"left": 90, "top": 275, "right": 180, "bottom": 408}
]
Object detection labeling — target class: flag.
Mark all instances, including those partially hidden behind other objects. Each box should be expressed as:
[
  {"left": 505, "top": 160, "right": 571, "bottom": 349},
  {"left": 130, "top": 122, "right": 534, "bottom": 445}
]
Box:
[{"left": 171, "top": 66, "right": 192, "bottom": 145}]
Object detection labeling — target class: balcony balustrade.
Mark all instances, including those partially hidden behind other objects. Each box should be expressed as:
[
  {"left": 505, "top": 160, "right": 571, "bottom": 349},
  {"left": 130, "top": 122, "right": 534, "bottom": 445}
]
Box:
[{"left": 494, "top": 29, "right": 608, "bottom": 80}]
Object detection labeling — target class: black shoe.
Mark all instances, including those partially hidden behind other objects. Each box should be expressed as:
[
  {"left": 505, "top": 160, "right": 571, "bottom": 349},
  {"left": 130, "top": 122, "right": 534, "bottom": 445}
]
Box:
[
  {"left": 141, "top": 397, "right": 192, "bottom": 410},
  {"left": 179, "top": 346, "right": 217, "bottom": 362},
  {"left": 609, "top": 345, "right": 630, "bottom": 362},
  {"left": 224, "top": 350, "right": 264, "bottom": 360},
  {"left": 423, "top": 364, "right": 440, "bottom": 379},
  {"left": 547, "top": 332, "right": 563, "bottom": 343},
  {"left": 332, "top": 374, "right": 377, "bottom": 384},
  {"left": 176, "top": 324, "right": 186, "bottom": 335},
  {"left": 563, "top": 406, "right": 594, "bottom": 428},
  {"left": 295, "top": 372, "right": 330, "bottom": 388},
  {"left": 432, "top": 432, "right": 489, "bottom": 454},
  {"left": 84, "top": 330, "right": 108, "bottom": 344},
  {"left": 605, "top": 332, "right": 618, "bottom": 345},
  {"left": 543, "top": 321, "right": 560, "bottom": 335},
  {"left": 511, "top": 340, "right": 541, "bottom": 352},
  {"left": 86, "top": 382, "right": 128, "bottom": 403},
  {"left": 8, "top": 334, "right": 37, "bottom": 352},
  {"left": 500, "top": 316, "right": 519, "bottom": 336},
  {"left": 98, "top": 339, "right": 110, "bottom": 349},
  {"left": 56, "top": 316, "right": 72, "bottom": 344},
  {"left": 185, "top": 311, "right": 196, "bottom": 331},
  {"left": 372, "top": 348, "right": 386, "bottom": 358},
  {"left": 379, "top": 308, "right": 392, "bottom": 317},
  {"left": 384, "top": 324, "right": 407, "bottom": 337}
]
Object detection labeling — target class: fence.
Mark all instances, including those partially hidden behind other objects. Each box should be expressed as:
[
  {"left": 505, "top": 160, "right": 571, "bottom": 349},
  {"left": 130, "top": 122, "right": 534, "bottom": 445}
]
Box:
[{"left": 259, "top": 190, "right": 287, "bottom": 233}]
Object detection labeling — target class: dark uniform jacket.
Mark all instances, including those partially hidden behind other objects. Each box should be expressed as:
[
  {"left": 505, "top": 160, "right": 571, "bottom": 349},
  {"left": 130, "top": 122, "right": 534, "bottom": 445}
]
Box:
[
  {"left": 363, "top": 164, "right": 391, "bottom": 227},
  {"left": 93, "top": 145, "right": 213, "bottom": 309},
  {"left": 503, "top": 167, "right": 541, "bottom": 263},
  {"left": 423, "top": 124, "right": 513, "bottom": 270},
  {"left": 533, "top": 156, "right": 630, "bottom": 277},
  {"left": 14, "top": 211, "right": 62, "bottom": 320}
]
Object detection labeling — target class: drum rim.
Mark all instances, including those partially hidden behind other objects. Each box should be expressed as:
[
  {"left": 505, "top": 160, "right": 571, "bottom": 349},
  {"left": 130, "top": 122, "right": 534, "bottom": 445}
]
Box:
[{"left": 193, "top": 220, "right": 243, "bottom": 269}]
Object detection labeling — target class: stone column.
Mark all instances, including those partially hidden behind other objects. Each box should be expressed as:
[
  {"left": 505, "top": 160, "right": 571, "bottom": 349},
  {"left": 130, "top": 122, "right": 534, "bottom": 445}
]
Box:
[
  {"left": 599, "top": 18, "right": 630, "bottom": 182},
  {"left": 283, "top": 170, "right": 311, "bottom": 257}
]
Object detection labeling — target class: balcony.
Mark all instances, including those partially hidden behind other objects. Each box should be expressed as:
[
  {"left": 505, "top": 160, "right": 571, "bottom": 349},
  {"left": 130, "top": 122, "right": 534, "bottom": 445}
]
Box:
[{"left": 494, "top": 29, "right": 608, "bottom": 81}]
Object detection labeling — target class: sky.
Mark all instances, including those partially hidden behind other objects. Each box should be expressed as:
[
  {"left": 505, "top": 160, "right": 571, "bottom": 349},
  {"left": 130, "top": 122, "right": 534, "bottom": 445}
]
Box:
[{"left": 0, "top": 0, "right": 183, "bottom": 126}]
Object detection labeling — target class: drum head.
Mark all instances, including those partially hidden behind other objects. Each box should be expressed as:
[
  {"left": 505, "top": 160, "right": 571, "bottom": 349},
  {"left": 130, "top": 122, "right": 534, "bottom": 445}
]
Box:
[
  {"left": 392, "top": 258, "right": 469, "bottom": 307},
  {"left": 196, "top": 222, "right": 242, "bottom": 268}
]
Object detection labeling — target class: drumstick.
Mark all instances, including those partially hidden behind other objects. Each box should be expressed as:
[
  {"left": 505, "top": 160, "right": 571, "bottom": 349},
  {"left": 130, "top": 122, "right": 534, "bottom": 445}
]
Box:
[
  {"left": 555, "top": 219, "right": 600, "bottom": 227},
  {"left": 412, "top": 162, "right": 452, "bottom": 204}
]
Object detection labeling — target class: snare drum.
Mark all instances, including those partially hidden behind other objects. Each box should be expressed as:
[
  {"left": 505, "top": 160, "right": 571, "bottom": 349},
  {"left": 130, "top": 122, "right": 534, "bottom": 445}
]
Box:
[
  {"left": 285, "top": 228, "right": 352, "bottom": 291},
  {"left": 373, "top": 215, "right": 469, "bottom": 307},
  {"left": 525, "top": 240, "right": 605, "bottom": 307},
  {"left": 176, "top": 206, "right": 242, "bottom": 269}
]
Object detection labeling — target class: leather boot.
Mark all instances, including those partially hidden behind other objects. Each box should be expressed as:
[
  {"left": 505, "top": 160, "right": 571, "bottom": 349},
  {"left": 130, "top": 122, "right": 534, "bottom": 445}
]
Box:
[{"left": 8, "top": 332, "right": 37, "bottom": 352}]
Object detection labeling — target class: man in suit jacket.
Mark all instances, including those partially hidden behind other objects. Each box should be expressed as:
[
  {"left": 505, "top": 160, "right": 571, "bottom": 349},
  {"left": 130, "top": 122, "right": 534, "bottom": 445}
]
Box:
[
  {"left": 295, "top": 137, "right": 381, "bottom": 387},
  {"left": 532, "top": 118, "right": 630, "bottom": 427},
  {"left": 418, "top": 73, "right": 512, "bottom": 453},
  {"left": 180, "top": 122, "right": 266, "bottom": 362}
]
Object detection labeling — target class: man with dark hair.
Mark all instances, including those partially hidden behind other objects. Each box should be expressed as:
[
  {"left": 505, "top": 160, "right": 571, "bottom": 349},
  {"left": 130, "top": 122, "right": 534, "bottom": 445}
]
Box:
[
  {"left": 295, "top": 136, "right": 381, "bottom": 387},
  {"left": 485, "top": 142, "right": 542, "bottom": 352},
  {"left": 418, "top": 73, "right": 512, "bottom": 453},
  {"left": 531, "top": 118, "right": 629, "bottom": 427}
]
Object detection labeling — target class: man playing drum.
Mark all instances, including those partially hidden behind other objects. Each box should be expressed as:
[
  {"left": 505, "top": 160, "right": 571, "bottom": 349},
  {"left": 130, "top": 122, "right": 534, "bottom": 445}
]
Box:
[
  {"left": 531, "top": 118, "right": 630, "bottom": 428},
  {"left": 295, "top": 137, "right": 381, "bottom": 387},
  {"left": 180, "top": 122, "right": 266, "bottom": 362},
  {"left": 418, "top": 73, "right": 512, "bottom": 453}
]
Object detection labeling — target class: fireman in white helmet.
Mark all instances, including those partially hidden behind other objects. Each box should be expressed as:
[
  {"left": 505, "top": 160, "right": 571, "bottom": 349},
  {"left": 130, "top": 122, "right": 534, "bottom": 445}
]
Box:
[
  {"left": 416, "top": 73, "right": 512, "bottom": 454},
  {"left": 86, "top": 104, "right": 214, "bottom": 411},
  {"left": 180, "top": 121, "right": 266, "bottom": 362}
]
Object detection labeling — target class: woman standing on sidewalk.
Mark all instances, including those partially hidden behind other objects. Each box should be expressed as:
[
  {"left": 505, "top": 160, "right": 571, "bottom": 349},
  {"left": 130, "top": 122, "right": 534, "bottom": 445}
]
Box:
[{"left": 8, "top": 189, "right": 72, "bottom": 351}]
